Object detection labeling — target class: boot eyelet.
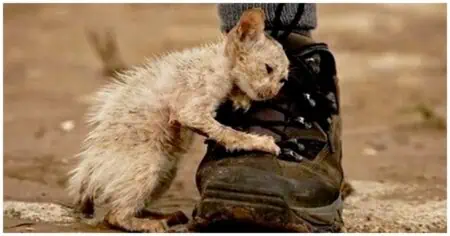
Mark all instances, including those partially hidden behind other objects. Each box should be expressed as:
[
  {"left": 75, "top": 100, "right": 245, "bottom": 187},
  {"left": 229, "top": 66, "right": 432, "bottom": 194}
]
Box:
[
  {"left": 286, "top": 139, "right": 305, "bottom": 152},
  {"left": 327, "top": 117, "right": 332, "bottom": 124},
  {"left": 282, "top": 149, "right": 295, "bottom": 157},
  {"left": 295, "top": 116, "right": 305, "bottom": 124},
  {"left": 294, "top": 116, "right": 312, "bottom": 129},
  {"left": 280, "top": 148, "right": 304, "bottom": 162},
  {"left": 303, "top": 93, "right": 316, "bottom": 107},
  {"left": 305, "top": 54, "right": 321, "bottom": 73},
  {"left": 297, "top": 143, "right": 305, "bottom": 151}
]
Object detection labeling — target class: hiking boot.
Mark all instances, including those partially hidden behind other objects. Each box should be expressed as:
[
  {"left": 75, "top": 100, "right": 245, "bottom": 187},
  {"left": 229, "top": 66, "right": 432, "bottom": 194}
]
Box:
[{"left": 191, "top": 32, "right": 345, "bottom": 232}]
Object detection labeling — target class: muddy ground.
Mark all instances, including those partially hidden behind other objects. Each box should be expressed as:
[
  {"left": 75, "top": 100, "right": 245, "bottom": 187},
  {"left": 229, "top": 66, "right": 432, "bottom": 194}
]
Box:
[{"left": 3, "top": 3, "right": 447, "bottom": 233}]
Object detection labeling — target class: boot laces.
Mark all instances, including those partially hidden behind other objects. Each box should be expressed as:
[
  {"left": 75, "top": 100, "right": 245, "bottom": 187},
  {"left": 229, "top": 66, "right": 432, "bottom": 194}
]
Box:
[{"left": 237, "top": 52, "right": 338, "bottom": 162}]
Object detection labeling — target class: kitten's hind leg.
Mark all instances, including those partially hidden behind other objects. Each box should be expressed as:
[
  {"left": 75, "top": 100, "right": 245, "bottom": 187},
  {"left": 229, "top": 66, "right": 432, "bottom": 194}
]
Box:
[
  {"left": 103, "top": 199, "right": 188, "bottom": 232},
  {"left": 105, "top": 210, "right": 169, "bottom": 232},
  {"left": 137, "top": 209, "right": 189, "bottom": 227},
  {"left": 102, "top": 156, "right": 185, "bottom": 232}
]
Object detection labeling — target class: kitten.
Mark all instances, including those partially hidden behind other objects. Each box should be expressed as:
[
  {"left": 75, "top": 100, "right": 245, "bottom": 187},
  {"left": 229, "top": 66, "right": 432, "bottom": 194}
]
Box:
[{"left": 68, "top": 8, "right": 289, "bottom": 232}]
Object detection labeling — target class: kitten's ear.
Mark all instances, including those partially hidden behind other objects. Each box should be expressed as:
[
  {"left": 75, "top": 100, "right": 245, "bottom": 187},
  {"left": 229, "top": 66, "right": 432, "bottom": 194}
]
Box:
[{"left": 234, "top": 8, "right": 265, "bottom": 42}]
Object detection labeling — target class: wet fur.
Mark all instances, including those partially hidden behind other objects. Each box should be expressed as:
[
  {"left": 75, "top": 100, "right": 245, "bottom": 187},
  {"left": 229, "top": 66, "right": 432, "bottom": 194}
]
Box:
[{"left": 68, "top": 8, "right": 289, "bottom": 232}]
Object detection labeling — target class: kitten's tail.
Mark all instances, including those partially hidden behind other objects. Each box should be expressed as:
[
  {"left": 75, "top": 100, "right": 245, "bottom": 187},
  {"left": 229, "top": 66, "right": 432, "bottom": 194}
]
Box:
[{"left": 86, "top": 28, "right": 129, "bottom": 80}]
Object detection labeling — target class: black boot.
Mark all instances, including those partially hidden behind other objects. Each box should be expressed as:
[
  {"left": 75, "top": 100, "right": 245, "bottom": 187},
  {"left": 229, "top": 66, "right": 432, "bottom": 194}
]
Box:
[{"left": 191, "top": 32, "right": 345, "bottom": 232}]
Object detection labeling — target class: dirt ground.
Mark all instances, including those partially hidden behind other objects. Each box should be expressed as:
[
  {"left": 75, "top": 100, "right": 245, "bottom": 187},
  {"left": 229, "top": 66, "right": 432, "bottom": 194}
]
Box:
[{"left": 3, "top": 3, "right": 447, "bottom": 233}]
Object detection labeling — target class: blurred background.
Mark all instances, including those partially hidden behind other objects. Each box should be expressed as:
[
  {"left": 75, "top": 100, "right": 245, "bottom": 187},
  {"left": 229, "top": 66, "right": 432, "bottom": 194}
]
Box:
[{"left": 3, "top": 3, "right": 447, "bottom": 232}]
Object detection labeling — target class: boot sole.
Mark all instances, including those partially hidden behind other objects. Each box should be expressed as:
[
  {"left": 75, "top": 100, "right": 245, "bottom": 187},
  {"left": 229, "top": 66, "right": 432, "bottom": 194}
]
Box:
[{"left": 191, "top": 182, "right": 344, "bottom": 232}]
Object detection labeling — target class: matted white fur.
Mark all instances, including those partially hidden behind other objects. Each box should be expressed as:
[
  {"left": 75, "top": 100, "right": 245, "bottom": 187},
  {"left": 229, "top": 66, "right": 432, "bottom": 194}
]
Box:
[{"left": 66, "top": 8, "right": 290, "bottom": 232}]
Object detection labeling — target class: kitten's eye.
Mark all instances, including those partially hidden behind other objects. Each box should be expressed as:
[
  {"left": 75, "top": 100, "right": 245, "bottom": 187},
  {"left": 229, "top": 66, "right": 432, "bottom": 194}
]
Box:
[
  {"left": 280, "top": 77, "right": 288, "bottom": 84},
  {"left": 265, "top": 64, "right": 273, "bottom": 74}
]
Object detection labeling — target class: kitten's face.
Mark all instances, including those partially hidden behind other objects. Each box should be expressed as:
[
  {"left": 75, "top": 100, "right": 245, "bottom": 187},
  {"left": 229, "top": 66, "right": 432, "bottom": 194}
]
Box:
[{"left": 225, "top": 8, "right": 290, "bottom": 101}]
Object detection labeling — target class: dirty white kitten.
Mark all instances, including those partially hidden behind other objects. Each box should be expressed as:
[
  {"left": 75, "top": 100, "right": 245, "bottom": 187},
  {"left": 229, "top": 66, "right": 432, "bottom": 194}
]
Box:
[{"left": 68, "top": 8, "right": 289, "bottom": 232}]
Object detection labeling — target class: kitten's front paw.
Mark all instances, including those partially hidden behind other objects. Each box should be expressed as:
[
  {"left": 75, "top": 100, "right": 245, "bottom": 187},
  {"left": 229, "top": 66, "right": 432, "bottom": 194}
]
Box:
[
  {"left": 255, "top": 135, "right": 280, "bottom": 155},
  {"left": 231, "top": 95, "right": 251, "bottom": 112}
]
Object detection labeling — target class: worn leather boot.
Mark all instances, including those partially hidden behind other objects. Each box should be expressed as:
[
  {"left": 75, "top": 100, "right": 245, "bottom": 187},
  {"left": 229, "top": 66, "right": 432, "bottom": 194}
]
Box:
[{"left": 191, "top": 32, "right": 345, "bottom": 232}]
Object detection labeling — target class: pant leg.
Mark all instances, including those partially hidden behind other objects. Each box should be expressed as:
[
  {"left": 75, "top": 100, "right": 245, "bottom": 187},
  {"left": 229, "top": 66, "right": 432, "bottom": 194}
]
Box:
[{"left": 216, "top": 3, "right": 317, "bottom": 36}]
